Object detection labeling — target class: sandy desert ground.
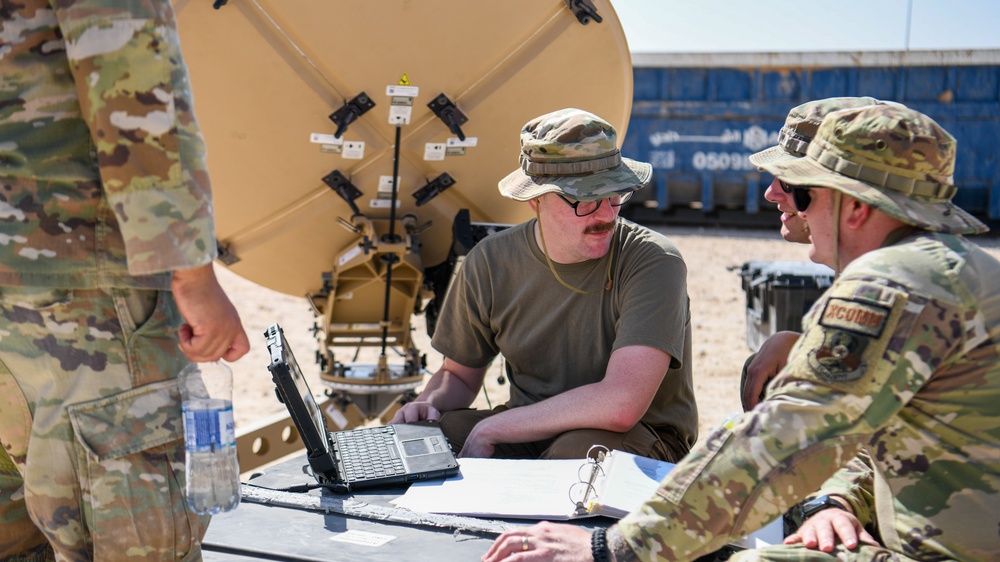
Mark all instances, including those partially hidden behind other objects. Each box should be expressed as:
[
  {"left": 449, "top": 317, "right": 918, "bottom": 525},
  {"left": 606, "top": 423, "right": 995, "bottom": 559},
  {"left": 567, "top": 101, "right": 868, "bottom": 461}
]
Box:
[{"left": 218, "top": 224, "right": 1000, "bottom": 452}]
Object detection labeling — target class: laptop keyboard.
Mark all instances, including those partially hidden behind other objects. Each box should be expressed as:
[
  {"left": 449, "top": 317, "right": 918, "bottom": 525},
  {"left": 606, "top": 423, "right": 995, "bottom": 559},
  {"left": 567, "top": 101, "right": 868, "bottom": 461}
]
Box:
[{"left": 336, "top": 426, "right": 406, "bottom": 482}]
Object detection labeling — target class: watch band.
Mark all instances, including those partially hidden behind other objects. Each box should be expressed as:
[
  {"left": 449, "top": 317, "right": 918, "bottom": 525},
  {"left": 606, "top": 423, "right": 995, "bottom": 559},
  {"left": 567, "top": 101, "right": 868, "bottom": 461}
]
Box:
[
  {"left": 591, "top": 528, "right": 611, "bottom": 562},
  {"left": 801, "top": 495, "right": 847, "bottom": 519}
]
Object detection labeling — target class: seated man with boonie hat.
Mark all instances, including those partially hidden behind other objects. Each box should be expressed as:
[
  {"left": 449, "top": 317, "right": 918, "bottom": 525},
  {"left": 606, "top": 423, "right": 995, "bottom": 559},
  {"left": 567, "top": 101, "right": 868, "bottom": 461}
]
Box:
[{"left": 390, "top": 108, "right": 697, "bottom": 462}]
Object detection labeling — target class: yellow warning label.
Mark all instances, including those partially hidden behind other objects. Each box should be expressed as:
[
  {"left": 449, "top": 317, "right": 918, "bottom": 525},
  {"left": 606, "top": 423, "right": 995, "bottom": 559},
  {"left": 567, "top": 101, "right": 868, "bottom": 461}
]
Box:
[{"left": 398, "top": 73, "right": 410, "bottom": 86}]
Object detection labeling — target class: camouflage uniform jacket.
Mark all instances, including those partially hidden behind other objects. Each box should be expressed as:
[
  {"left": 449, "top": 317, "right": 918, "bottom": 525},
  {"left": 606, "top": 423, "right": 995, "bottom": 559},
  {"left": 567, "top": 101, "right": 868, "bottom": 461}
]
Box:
[
  {"left": 0, "top": 0, "right": 216, "bottom": 289},
  {"left": 616, "top": 231, "right": 1000, "bottom": 561}
]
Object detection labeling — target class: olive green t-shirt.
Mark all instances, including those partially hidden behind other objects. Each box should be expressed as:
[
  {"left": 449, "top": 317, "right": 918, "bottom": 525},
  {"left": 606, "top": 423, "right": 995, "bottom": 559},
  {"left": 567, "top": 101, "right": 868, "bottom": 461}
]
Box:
[{"left": 431, "top": 218, "right": 697, "bottom": 444}]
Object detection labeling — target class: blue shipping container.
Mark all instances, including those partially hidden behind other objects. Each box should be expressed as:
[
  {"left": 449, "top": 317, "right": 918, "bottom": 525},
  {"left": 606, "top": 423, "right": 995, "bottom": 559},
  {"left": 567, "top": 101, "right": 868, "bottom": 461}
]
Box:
[{"left": 621, "top": 50, "right": 1000, "bottom": 226}]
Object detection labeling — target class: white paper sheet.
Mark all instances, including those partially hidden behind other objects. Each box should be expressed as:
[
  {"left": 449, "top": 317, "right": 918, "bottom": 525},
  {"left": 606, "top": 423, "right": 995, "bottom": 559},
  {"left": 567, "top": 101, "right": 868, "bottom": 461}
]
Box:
[
  {"left": 391, "top": 454, "right": 781, "bottom": 548},
  {"left": 392, "top": 458, "right": 583, "bottom": 520}
]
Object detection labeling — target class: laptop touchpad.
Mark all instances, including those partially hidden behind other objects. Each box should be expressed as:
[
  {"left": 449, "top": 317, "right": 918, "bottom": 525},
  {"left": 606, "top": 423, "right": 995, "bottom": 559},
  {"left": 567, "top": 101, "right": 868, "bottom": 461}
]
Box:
[{"left": 401, "top": 437, "right": 444, "bottom": 456}]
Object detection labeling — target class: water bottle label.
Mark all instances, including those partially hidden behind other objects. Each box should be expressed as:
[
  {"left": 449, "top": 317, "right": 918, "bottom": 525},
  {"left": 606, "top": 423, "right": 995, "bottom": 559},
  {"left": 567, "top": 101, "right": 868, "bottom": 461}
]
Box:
[{"left": 183, "top": 402, "right": 236, "bottom": 453}]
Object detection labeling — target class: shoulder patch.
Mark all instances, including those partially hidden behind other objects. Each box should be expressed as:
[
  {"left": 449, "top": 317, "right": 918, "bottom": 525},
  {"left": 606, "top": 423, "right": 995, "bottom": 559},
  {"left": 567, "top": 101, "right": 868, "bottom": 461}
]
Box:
[
  {"left": 808, "top": 329, "right": 869, "bottom": 382},
  {"left": 818, "top": 297, "right": 890, "bottom": 338}
]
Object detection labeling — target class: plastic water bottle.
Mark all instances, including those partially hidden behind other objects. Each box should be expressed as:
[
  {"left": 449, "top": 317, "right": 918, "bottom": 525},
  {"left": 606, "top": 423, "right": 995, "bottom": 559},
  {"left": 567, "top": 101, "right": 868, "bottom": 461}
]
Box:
[{"left": 180, "top": 362, "right": 240, "bottom": 515}]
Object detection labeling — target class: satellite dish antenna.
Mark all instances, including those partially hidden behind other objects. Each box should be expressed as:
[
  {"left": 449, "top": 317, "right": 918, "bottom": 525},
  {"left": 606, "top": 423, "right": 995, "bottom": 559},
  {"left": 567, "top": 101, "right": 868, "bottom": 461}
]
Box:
[{"left": 175, "top": 0, "right": 634, "bottom": 422}]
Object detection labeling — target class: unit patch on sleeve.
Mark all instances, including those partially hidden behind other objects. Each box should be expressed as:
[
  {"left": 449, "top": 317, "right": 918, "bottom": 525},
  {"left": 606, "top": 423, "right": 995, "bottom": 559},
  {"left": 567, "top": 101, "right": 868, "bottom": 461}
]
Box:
[
  {"left": 818, "top": 297, "right": 890, "bottom": 337},
  {"left": 807, "top": 297, "right": 892, "bottom": 383},
  {"left": 809, "top": 329, "right": 869, "bottom": 382}
]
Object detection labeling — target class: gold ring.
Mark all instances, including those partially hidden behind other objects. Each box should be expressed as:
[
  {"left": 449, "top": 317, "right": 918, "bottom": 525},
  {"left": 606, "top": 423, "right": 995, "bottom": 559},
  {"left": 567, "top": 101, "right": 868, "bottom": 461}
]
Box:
[{"left": 521, "top": 536, "right": 529, "bottom": 551}]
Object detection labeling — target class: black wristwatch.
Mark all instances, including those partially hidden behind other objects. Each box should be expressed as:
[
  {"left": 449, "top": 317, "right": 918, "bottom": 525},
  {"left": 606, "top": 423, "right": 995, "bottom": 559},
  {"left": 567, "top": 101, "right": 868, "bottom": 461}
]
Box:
[{"left": 801, "top": 495, "right": 847, "bottom": 519}]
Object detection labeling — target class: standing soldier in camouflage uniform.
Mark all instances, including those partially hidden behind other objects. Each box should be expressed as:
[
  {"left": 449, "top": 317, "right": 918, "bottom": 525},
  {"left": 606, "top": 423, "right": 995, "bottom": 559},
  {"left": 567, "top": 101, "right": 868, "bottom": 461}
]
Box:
[
  {"left": 391, "top": 108, "right": 697, "bottom": 463},
  {"left": 484, "top": 104, "right": 1000, "bottom": 561},
  {"left": 0, "top": 1, "right": 250, "bottom": 560}
]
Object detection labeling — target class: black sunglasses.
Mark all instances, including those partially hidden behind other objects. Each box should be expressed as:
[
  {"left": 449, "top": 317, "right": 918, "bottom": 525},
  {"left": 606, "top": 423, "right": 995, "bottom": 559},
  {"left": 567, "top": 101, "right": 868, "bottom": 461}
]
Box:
[{"left": 779, "top": 180, "right": 817, "bottom": 213}]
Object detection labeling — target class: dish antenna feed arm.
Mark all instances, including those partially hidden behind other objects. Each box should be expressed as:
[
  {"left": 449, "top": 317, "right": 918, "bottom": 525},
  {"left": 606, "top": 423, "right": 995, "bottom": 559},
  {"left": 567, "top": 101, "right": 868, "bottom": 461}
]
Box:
[
  {"left": 329, "top": 92, "right": 376, "bottom": 138},
  {"left": 564, "top": 0, "right": 602, "bottom": 24},
  {"left": 427, "top": 94, "right": 468, "bottom": 141}
]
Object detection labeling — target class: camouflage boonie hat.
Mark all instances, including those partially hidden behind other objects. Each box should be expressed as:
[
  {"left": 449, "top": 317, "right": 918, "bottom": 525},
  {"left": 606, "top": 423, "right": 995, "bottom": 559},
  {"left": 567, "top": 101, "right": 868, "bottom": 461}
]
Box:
[
  {"left": 748, "top": 97, "right": 890, "bottom": 168},
  {"left": 761, "top": 104, "right": 988, "bottom": 235},
  {"left": 498, "top": 108, "right": 652, "bottom": 201}
]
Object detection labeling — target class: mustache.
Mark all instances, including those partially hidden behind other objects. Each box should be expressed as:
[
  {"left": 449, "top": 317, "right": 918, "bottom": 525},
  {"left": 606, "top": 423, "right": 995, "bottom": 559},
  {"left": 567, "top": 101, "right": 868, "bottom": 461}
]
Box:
[{"left": 584, "top": 221, "right": 616, "bottom": 235}]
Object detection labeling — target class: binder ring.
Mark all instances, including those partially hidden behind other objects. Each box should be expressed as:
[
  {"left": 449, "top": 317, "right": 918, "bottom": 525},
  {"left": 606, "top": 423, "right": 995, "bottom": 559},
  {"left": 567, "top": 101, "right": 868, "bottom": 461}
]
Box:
[
  {"left": 569, "top": 444, "right": 610, "bottom": 515},
  {"left": 586, "top": 444, "right": 610, "bottom": 462}
]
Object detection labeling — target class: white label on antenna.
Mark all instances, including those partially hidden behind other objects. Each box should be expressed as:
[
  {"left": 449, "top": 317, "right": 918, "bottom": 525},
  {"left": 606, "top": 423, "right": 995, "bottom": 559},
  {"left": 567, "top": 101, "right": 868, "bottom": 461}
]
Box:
[
  {"left": 388, "top": 105, "right": 412, "bottom": 125},
  {"left": 370, "top": 199, "right": 401, "bottom": 209},
  {"left": 424, "top": 142, "right": 446, "bottom": 161},
  {"left": 325, "top": 406, "right": 350, "bottom": 430},
  {"left": 342, "top": 141, "right": 365, "bottom": 159},
  {"left": 338, "top": 244, "right": 363, "bottom": 267},
  {"left": 385, "top": 85, "right": 419, "bottom": 97},
  {"left": 311, "top": 133, "right": 343, "bottom": 145},
  {"left": 447, "top": 137, "right": 478, "bottom": 147},
  {"left": 378, "top": 176, "right": 402, "bottom": 193}
]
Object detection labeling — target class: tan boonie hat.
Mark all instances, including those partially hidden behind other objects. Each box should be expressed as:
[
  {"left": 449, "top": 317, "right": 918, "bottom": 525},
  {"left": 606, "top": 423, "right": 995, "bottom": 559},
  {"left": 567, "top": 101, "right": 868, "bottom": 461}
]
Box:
[
  {"left": 498, "top": 108, "right": 652, "bottom": 201},
  {"left": 749, "top": 97, "right": 891, "bottom": 168},
  {"left": 761, "top": 104, "right": 988, "bottom": 235}
]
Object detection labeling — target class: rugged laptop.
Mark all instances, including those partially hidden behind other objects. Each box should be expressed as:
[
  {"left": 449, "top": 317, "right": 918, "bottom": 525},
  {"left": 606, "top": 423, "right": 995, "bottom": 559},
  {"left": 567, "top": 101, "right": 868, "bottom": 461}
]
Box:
[{"left": 264, "top": 323, "right": 460, "bottom": 493}]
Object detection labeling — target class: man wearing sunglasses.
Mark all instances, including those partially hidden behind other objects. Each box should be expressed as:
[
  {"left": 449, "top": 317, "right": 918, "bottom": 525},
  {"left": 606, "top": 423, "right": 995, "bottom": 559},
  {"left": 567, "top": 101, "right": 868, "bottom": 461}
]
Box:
[
  {"left": 747, "top": 107, "right": 998, "bottom": 561},
  {"left": 739, "top": 98, "right": 909, "bottom": 558},
  {"left": 742, "top": 97, "right": 897, "bottom": 413},
  {"left": 485, "top": 104, "right": 1000, "bottom": 561},
  {"left": 391, "top": 108, "right": 696, "bottom": 464},
  {"left": 754, "top": 98, "right": 884, "bottom": 247}
]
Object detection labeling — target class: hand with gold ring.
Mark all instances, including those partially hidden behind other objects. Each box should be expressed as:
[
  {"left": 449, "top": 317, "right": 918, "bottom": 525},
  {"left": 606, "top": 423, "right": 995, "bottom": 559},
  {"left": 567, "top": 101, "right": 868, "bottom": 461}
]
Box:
[{"left": 482, "top": 522, "right": 594, "bottom": 561}]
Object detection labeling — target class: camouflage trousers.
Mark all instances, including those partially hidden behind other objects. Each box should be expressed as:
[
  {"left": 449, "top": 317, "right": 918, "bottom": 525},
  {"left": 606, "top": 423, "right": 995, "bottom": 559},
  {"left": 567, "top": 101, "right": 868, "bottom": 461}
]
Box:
[
  {"left": 730, "top": 543, "right": 922, "bottom": 561},
  {"left": 0, "top": 286, "right": 209, "bottom": 561}
]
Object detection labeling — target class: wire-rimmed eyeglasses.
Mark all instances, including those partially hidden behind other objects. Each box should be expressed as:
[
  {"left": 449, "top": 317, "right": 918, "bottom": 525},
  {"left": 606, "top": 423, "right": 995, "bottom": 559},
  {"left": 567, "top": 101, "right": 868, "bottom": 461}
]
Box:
[{"left": 556, "top": 191, "right": 633, "bottom": 217}]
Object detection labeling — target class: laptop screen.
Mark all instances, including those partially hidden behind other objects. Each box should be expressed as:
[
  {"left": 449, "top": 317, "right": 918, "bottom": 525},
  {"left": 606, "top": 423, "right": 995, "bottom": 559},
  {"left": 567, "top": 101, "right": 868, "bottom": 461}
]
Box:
[{"left": 271, "top": 327, "right": 330, "bottom": 455}]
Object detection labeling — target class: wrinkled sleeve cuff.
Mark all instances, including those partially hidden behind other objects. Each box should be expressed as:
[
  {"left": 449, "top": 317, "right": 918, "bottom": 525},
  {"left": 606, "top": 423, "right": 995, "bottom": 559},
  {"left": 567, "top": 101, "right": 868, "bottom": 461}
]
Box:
[{"left": 108, "top": 185, "right": 217, "bottom": 275}]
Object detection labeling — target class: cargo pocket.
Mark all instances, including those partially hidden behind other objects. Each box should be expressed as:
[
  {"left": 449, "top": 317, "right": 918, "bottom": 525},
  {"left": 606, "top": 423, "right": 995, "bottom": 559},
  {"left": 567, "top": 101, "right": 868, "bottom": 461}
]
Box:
[{"left": 67, "top": 378, "right": 206, "bottom": 561}]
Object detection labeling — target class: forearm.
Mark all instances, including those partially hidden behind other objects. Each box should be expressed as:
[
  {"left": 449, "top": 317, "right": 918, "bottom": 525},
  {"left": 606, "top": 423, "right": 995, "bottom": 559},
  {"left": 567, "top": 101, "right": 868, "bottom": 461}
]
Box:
[
  {"left": 469, "top": 379, "right": 644, "bottom": 446},
  {"left": 742, "top": 330, "right": 801, "bottom": 410},
  {"left": 473, "top": 345, "right": 669, "bottom": 445},
  {"left": 171, "top": 263, "right": 249, "bottom": 362},
  {"left": 414, "top": 365, "right": 481, "bottom": 413}
]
